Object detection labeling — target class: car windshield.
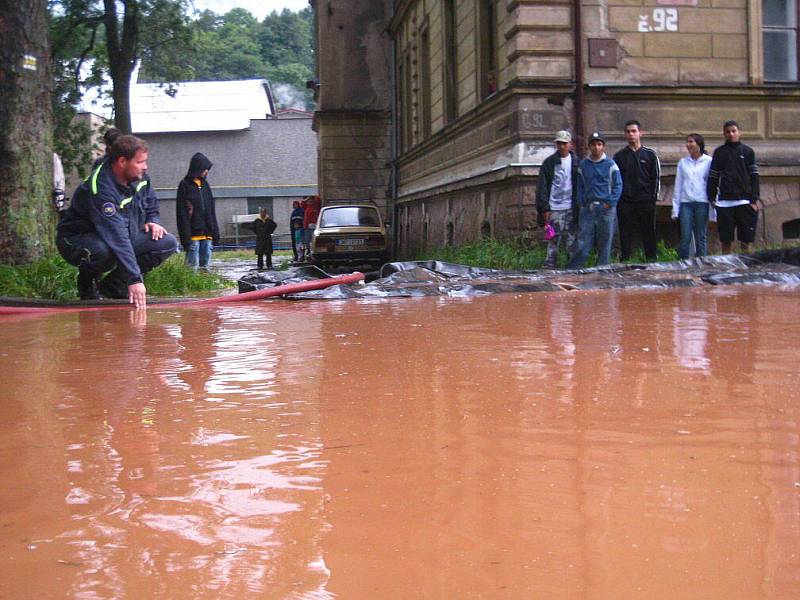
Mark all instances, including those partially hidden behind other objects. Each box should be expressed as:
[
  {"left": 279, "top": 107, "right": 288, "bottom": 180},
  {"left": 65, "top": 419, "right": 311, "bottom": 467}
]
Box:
[{"left": 320, "top": 207, "right": 380, "bottom": 227}]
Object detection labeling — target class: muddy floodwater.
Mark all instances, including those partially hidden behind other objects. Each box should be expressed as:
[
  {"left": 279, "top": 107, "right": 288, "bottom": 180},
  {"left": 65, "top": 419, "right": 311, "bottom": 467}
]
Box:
[{"left": 1, "top": 287, "right": 799, "bottom": 599}]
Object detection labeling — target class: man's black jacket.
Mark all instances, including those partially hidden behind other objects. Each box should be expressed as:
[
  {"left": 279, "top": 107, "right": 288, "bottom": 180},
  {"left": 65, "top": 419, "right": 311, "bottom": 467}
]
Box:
[
  {"left": 707, "top": 141, "right": 759, "bottom": 203},
  {"left": 613, "top": 145, "right": 661, "bottom": 204},
  {"left": 176, "top": 153, "right": 220, "bottom": 249}
]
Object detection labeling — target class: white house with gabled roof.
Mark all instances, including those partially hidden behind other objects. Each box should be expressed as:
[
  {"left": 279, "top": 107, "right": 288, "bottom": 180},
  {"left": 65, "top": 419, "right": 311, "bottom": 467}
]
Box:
[{"left": 130, "top": 78, "right": 317, "bottom": 246}]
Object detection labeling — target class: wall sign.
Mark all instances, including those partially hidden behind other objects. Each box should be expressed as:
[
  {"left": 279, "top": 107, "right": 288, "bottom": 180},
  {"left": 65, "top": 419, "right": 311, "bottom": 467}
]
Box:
[{"left": 638, "top": 8, "right": 679, "bottom": 32}]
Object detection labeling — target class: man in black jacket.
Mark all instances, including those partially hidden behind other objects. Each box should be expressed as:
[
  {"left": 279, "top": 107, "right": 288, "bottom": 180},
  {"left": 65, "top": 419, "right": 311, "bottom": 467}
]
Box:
[
  {"left": 707, "top": 120, "right": 760, "bottom": 254},
  {"left": 613, "top": 120, "right": 661, "bottom": 262},
  {"left": 56, "top": 135, "right": 177, "bottom": 307},
  {"left": 176, "top": 153, "right": 220, "bottom": 270},
  {"left": 536, "top": 130, "right": 579, "bottom": 268}
]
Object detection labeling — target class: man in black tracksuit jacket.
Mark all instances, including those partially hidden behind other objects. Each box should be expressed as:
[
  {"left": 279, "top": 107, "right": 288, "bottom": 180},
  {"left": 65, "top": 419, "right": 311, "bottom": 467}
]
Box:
[
  {"left": 57, "top": 135, "right": 177, "bottom": 306},
  {"left": 613, "top": 120, "right": 661, "bottom": 262},
  {"left": 706, "top": 120, "right": 760, "bottom": 254}
]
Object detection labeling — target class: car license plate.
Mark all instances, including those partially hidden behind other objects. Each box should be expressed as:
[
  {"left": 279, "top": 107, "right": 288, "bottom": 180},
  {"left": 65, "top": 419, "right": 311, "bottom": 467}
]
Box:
[{"left": 336, "top": 238, "right": 365, "bottom": 246}]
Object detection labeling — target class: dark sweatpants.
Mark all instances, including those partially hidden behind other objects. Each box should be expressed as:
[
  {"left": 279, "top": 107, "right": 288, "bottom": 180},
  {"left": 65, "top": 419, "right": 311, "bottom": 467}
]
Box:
[
  {"left": 57, "top": 230, "right": 178, "bottom": 279},
  {"left": 617, "top": 201, "right": 657, "bottom": 262}
]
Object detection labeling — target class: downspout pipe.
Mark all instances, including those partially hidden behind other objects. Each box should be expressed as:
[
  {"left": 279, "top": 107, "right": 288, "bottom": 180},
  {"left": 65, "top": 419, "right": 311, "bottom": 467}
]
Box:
[
  {"left": 389, "top": 1, "right": 399, "bottom": 259},
  {"left": 573, "top": 0, "right": 585, "bottom": 151}
]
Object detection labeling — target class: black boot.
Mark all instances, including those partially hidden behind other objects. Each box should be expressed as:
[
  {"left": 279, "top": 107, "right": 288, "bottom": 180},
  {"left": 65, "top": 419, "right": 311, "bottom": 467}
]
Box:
[
  {"left": 257, "top": 255, "right": 264, "bottom": 270},
  {"left": 98, "top": 269, "right": 129, "bottom": 299},
  {"left": 77, "top": 270, "right": 100, "bottom": 300}
]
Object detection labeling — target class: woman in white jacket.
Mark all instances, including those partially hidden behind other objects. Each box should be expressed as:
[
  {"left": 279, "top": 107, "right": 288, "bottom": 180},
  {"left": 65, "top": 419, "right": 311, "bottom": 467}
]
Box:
[{"left": 672, "top": 133, "right": 712, "bottom": 259}]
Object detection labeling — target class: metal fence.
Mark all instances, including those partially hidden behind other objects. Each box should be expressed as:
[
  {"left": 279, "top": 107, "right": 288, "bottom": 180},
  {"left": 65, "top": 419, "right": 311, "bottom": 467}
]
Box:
[{"left": 219, "top": 232, "right": 294, "bottom": 251}]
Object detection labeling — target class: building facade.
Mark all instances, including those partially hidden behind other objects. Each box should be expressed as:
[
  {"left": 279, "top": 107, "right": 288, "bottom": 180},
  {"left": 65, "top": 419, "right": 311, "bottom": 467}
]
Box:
[
  {"left": 139, "top": 116, "right": 318, "bottom": 245},
  {"left": 311, "top": 1, "right": 394, "bottom": 219},
  {"left": 313, "top": 0, "right": 800, "bottom": 256}
]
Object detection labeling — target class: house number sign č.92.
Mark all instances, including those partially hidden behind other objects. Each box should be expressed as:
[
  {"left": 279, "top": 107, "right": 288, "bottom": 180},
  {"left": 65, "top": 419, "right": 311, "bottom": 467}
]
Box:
[{"left": 638, "top": 8, "right": 679, "bottom": 32}]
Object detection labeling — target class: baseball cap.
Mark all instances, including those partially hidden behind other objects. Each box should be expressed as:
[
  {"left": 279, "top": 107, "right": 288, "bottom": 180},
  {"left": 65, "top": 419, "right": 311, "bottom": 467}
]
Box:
[
  {"left": 554, "top": 130, "right": 572, "bottom": 143},
  {"left": 588, "top": 131, "right": 606, "bottom": 143}
]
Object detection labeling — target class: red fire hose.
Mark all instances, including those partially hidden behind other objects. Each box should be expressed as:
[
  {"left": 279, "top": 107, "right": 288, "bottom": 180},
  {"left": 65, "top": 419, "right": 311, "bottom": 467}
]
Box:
[{"left": 0, "top": 272, "right": 365, "bottom": 316}]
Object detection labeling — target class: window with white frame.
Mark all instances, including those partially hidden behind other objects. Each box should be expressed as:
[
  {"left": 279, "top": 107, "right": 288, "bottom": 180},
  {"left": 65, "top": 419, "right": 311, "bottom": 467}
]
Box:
[{"left": 763, "top": 0, "right": 798, "bottom": 81}]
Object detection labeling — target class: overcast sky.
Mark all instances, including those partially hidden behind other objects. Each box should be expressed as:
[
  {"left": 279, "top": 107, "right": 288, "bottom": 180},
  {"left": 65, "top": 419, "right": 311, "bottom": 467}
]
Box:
[{"left": 191, "top": 0, "right": 310, "bottom": 20}]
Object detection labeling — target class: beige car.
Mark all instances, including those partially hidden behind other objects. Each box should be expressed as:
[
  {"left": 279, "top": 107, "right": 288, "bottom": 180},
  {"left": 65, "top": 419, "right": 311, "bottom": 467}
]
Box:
[{"left": 309, "top": 203, "right": 389, "bottom": 270}]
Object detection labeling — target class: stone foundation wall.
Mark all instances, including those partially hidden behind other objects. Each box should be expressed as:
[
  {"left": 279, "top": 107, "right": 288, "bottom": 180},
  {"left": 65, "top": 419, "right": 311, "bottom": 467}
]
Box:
[
  {"left": 397, "top": 176, "right": 538, "bottom": 257},
  {"left": 396, "top": 175, "right": 800, "bottom": 259}
]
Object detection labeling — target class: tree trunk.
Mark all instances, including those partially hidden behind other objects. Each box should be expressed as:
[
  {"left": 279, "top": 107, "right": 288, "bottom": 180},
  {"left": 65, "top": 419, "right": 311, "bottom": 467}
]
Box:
[
  {"left": 104, "top": 0, "right": 138, "bottom": 134},
  {"left": 112, "top": 75, "right": 134, "bottom": 133},
  {"left": 0, "top": 0, "right": 54, "bottom": 264}
]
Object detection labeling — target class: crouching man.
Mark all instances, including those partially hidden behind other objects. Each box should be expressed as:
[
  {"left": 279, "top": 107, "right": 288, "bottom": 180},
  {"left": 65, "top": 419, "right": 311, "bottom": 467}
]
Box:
[{"left": 56, "top": 135, "right": 178, "bottom": 308}]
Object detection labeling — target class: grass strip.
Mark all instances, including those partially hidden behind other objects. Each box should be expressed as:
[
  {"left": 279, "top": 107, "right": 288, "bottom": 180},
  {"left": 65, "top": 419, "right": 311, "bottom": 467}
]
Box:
[
  {"left": 0, "top": 254, "right": 229, "bottom": 301},
  {"left": 416, "top": 237, "right": 680, "bottom": 270}
]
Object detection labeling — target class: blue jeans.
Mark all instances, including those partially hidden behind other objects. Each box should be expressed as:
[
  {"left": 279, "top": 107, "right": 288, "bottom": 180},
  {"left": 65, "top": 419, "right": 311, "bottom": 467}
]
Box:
[
  {"left": 186, "top": 239, "right": 212, "bottom": 269},
  {"left": 678, "top": 202, "right": 709, "bottom": 259},
  {"left": 568, "top": 201, "right": 616, "bottom": 268}
]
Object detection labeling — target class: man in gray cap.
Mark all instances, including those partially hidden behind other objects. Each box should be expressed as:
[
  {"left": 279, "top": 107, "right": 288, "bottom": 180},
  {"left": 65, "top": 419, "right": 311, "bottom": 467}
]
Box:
[{"left": 536, "top": 130, "right": 579, "bottom": 268}]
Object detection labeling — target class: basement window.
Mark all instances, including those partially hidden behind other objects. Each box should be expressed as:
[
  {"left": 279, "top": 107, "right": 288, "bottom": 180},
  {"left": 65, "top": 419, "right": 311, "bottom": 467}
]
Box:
[{"left": 782, "top": 218, "right": 800, "bottom": 239}]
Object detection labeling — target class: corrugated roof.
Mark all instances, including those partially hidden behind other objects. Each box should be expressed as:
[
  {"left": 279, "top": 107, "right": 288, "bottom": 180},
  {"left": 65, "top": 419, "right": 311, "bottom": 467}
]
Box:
[{"left": 131, "top": 79, "right": 275, "bottom": 134}]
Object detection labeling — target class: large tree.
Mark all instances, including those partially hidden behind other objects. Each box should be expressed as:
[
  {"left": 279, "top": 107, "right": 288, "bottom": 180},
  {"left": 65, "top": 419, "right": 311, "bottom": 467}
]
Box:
[
  {"left": 49, "top": 1, "right": 101, "bottom": 178},
  {"left": 52, "top": 0, "right": 192, "bottom": 133},
  {"left": 260, "top": 8, "right": 314, "bottom": 109},
  {"left": 0, "top": 0, "right": 55, "bottom": 263},
  {"left": 189, "top": 8, "right": 268, "bottom": 81}
]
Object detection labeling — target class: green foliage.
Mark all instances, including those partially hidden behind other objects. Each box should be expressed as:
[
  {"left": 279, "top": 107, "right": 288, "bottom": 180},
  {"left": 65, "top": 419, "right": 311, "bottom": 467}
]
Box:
[
  {"left": 143, "top": 254, "right": 230, "bottom": 296},
  {"left": 49, "top": 1, "right": 195, "bottom": 133},
  {"left": 626, "top": 241, "right": 680, "bottom": 264},
  {"left": 259, "top": 8, "right": 313, "bottom": 69},
  {"left": 48, "top": 2, "right": 103, "bottom": 176},
  {"left": 49, "top": 0, "right": 194, "bottom": 165},
  {"left": 189, "top": 9, "right": 269, "bottom": 81},
  {"left": 417, "top": 238, "right": 681, "bottom": 271},
  {"left": 0, "top": 254, "right": 83, "bottom": 301},
  {"left": 137, "top": 0, "right": 196, "bottom": 84},
  {"left": 260, "top": 8, "right": 314, "bottom": 109},
  {"left": 0, "top": 254, "right": 229, "bottom": 301},
  {"left": 47, "top": 0, "right": 316, "bottom": 163},
  {"left": 418, "top": 237, "right": 547, "bottom": 271},
  {"left": 170, "top": 6, "right": 315, "bottom": 109}
]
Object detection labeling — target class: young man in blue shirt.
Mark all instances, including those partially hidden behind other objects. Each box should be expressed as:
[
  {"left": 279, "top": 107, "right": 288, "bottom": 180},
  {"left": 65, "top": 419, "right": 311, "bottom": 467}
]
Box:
[{"left": 568, "top": 132, "right": 623, "bottom": 269}]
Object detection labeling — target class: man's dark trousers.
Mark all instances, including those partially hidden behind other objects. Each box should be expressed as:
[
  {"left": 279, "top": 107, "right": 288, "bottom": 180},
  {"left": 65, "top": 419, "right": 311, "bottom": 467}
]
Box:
[
  {"left": 617, "top": 201, "right": 657, "bottom": 261},
  {"left": 57, "top": 230, "right": 178, "bottom": 279},
  {"left": 289, "top": 224, "right": 298, "bottom": 261}
]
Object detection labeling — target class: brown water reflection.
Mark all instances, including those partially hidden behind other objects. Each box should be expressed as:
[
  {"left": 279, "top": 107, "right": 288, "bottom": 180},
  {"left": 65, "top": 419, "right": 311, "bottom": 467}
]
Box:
[{"left": 0, "top": 288, "right": 798, "bottom": 598}]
